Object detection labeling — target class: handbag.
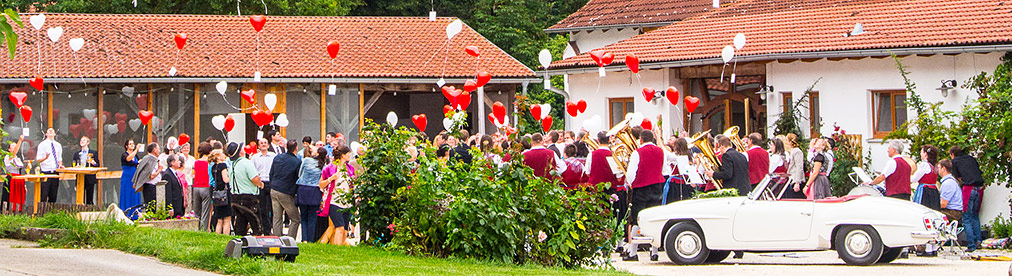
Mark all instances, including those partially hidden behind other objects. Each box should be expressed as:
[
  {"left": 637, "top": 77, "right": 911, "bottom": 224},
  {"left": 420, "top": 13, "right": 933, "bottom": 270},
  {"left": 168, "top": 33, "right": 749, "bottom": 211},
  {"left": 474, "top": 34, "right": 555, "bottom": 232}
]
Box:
[{"left": 212, "top": 189, "right": 229, "bottom": 206}]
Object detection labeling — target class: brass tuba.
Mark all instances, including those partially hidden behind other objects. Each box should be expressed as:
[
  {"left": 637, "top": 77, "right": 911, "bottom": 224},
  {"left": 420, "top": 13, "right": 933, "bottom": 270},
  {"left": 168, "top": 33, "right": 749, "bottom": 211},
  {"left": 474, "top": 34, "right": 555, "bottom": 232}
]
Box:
[
  {"left": 723, "top": 126, "right": 747, "bottom": 153},
  {"left": 688, "top": 130, "right": 722, "bottom": 189},
  {"left": 606, "top": 118, "right": 641, "bottom": 172}
]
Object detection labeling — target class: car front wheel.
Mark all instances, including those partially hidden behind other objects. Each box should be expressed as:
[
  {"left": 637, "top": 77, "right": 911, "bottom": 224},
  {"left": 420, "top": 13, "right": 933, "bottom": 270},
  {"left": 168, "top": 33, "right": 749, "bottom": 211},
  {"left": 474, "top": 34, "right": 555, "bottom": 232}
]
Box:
[
  {"left": 834, "top": 225, "right": 884, "bottom": 266},
  {"left": 663, "top": 221, "right": 710, "bottom": 265}
]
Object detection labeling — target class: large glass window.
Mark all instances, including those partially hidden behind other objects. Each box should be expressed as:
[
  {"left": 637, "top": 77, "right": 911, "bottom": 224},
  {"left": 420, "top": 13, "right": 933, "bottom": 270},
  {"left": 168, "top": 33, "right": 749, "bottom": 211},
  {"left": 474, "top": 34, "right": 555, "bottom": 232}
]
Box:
[
  {"left": 873, "top": 90, "right": 907, "bottom": 138},
  {"left": 809, "top": 92, "right": 821, "bottom": 137},
  {"left": 284, "top": 84, "right": 322, "bottom": 143},
  {"left": 609, "top": 98, "right": 634, "bottom": 127},
  {"left": 326, "top": 84, "right": 360, "bottom": 142}
]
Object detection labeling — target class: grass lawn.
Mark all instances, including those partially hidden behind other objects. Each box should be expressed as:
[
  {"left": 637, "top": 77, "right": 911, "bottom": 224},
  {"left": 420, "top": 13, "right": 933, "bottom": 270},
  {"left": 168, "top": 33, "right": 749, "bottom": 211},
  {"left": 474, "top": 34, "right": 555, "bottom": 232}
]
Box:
[{"left": 0, "top": 214, "right": 629, "bottom": 275}]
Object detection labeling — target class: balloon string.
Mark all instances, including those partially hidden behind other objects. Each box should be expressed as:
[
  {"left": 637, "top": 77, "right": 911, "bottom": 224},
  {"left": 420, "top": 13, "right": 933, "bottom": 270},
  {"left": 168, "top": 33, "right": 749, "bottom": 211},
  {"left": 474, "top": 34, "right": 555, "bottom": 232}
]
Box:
[
  {"left": 173, "top": 49, "right": 180, "bottom": 71},
  {"left": 731, "top": 59, "right": 738, "bottom": 83},
  {"left": 419, "top": 40, "right": 450, "bottom": 75},
  {"left": 221, "top": 93, "right": 256, "bottom": 111},
  {"left": 50, "top": 42, "right": 56, "bottom": 77},
  {"left": 720, "top": 64, "right": 726, "bottom": 83},
  {"left": 36, "top": 29, "right": 41, "bottom": 76},
  {"left": 73, "top": 53, "right": 86, "bottom": 85},
  {"left": 255, "top": 33, "right": 261, "bottom": 75},
  {"left": 236, "top": 0, "right": 242, "bottom": 16}
]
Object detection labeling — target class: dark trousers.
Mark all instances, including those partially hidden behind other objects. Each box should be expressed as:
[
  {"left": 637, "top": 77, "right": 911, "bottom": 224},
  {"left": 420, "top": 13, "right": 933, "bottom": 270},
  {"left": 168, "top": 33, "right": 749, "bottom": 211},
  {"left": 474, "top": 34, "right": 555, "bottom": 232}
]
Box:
[
  {"left": 888, "top": 193, "right": 911, "bottom": 201},
  {"left": 315, "top": 212, "right": 329, "bottom": 242},
  {"left": 83, "top": 176, "right": 97, "bottom": 205},
  {"left": 233, "top": 194, "right": 261, "bottom": 236},
  {"left": 963, "top": 188, "right": 982, "bottom": 251},
  {"left": 40, "top": 171, "right": 59, "bottom": 203},
  {"left": 259, "top": 183, "right": 273, "bottom": 235},
  {"left": 142, "top": 184, "right": 156, "bottom": 204},
  {"left": 629, "top": 183, "right": 663, "bottom": 227},
  {"left": 298, "top": 204, "right": 319, "bottom": 242}
]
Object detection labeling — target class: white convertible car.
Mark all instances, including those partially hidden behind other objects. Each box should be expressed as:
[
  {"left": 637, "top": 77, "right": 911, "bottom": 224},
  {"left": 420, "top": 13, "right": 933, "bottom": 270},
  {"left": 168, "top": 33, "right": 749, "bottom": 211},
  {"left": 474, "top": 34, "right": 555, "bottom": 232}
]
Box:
[{"left": 635, "top": 178, "right": 948, "bottom": 266}]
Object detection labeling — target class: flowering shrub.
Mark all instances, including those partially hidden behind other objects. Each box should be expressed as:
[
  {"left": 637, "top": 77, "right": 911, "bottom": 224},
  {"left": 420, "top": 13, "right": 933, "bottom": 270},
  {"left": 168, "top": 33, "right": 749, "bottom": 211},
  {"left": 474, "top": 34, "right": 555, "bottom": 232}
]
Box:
[
  {"left": 356, "top": 120, "right": 619, "bottom": 268},
  {"left": 828, "top": 124, "right": 869, "bottom": 197}
]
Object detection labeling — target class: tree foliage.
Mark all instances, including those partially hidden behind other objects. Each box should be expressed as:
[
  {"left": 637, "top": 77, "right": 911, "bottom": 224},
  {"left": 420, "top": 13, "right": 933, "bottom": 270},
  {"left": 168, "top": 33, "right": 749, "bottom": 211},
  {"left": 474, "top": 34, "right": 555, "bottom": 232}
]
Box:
[
  {"left": 0, "top": 8, "right": 22, "bottom": 59},
  {"left": 0, "top": 0, "right": 361, "bottom": 16}
]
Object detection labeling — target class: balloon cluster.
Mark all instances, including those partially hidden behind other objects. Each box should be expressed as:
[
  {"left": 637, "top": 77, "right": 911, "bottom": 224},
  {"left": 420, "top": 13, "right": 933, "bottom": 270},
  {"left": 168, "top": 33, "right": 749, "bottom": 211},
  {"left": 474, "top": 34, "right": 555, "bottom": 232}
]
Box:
[
  {"left": 529, "top": 104, "right": 553, "bottom": 133},
  {"left": 565, "top": 100, "right": 587, "bottom": 117}
]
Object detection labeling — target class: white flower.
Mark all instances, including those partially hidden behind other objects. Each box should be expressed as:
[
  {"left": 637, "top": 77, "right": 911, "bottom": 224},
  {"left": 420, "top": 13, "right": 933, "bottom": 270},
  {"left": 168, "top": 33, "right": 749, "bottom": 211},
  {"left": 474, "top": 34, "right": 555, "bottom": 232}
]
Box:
[{"left": 538, "top": 231, "right": 547, "bottom": 242}]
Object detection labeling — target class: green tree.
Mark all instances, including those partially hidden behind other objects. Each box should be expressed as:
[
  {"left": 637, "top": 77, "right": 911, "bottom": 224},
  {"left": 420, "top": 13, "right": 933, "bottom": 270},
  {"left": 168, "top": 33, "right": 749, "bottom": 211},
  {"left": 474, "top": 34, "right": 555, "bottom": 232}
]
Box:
[
  {"left": 0, "top": 0, "right": 361, "bottom": 16},
  {"left": 0, "top": 8, "right": 22, "bottom": 59}
]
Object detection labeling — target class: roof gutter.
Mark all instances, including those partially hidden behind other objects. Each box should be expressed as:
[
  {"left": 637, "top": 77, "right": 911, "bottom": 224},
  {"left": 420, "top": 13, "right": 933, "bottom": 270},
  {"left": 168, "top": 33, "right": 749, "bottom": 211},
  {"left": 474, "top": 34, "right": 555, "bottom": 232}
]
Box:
[
  {"left": 539, "top": 44, "right": 1012, "bottom": 75},
  {"left": 544, "top": 22, "right": 673, "bottom": 34},
  {"left": 0, "top": 77, "right": 543, "bottom": 84}
]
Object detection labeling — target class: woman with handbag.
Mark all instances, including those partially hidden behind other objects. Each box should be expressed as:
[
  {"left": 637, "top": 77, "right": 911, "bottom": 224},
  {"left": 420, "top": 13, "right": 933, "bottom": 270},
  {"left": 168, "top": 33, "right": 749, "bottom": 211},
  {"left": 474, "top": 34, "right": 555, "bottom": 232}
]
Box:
[
  {"left": 318, "top": 146, "right": 354, "bottom": 245},
  {"left": 209, "top": 149, "right": 233, "bottom": 235},
  {"left": 296, "top": 147, "right": 327, "bottom": 242}
]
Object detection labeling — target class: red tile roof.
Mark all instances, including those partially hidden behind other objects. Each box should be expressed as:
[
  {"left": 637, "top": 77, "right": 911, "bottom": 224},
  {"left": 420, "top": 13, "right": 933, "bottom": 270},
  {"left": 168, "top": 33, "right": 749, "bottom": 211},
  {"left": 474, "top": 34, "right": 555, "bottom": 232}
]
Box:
[
  {"left": 0, "top": 14, "right": 534, "bottom": 79},
  {"left": 547, "top": 0, "right": 726, "bottom": 32},
  {"left": 549, "top": 0, "right": 1012, "bottom": 69}
]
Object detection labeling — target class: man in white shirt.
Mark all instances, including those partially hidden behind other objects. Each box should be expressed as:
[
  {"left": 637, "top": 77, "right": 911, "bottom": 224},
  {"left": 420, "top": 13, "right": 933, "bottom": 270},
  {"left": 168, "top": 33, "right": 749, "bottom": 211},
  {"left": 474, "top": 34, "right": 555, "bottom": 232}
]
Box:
[
  {"left": 250, "top": 138, "right": 277, "bottom": 235},
  {"left": 35, "top": 128, "right": 63, "bottom": 202}
]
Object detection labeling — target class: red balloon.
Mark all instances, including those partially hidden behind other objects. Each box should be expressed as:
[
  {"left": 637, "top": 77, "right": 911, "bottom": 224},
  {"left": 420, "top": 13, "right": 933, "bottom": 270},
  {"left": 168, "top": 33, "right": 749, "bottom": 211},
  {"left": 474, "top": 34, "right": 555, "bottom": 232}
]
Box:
[
  {"left": 642, "top": 87, "right": 655, "bottom": 102},
  {"left": 530, "top": 105, "right": 542, "bottom": 121},
  {"left": 541, "top": 115, "right": 553, "bottom": 133},
  {"left": 241, "top": 89, "right": 256, "bottom": 105},
  {"left": 224, "top": 115, "right": 235, "bottom": 132},
  {"left": 69, "top": 124, "right": 82, "bottom": 138},
  {"left": 174, "top": 33, "right": 187, "bottom": 50},
  {"left": 29, "top": 77, "right": 43, "bottom": 91},
  {"left": 464, "top": 46, "right": 480, "bottom": 57},
  {"left": 178, "top": 133, "right": 190, "bottom": 146},
  {"left": 577, "top": 100, "right": 587, "bottom": 113},
  {"left": 463, "top": 79, "right": 478, "bottom": 93},
  {"left": 19, "top": 106, "right": 31, "bottom": 123},
  {"left": 5, "top": 112, "right": 13, "bottom": 123},
  {"left": 684, "top": 96, "right": 700, "bottom": 113},
  {"left": 442, "top": 86, "right": 459, "bottom": 107},
  {"left": 244, "top": 142, "right": 257, "bottom": 155},
  {"left": 626, "top": 54, "right": 640, "bottom": 73},
  {"left": 117, "top": 121, "right": 127, "bottom": 133},
  {"left": 138, "top": 110, "right": 154, "bottom": 125},
  {"left": 442, "top": 105, "right": 453, "bottom": 116},
  {"left": 476, "top": 71, "right": 491, "bottom": 87},
  {"left": 640, "top": 118, "right": 653, "bottom": 130},
  {"left": 601, "top": 52, "right": 615, "bottom": 66},
  {"left": 456, "top": 91, "right": 471, "bottom": 110},
  {"left": 102, "top": 111, "right": 111, "bottom": 124},
  {"left": 565, "top": 101, "right": 578, "bottom": 117},
  {"left": 487, "top": 113, "right": 498, "bottom": 125},
  {"left": 589, "top": 51, "right": 605, "bottom": 67},
  {"left": 135, "top": 95, "right": 147, "bottom": 110},
  {"left": 492, "top": 101, "right": 506, "bottom": 123},
  {"left": 9, "top": 92, "right": 27, "bottom": 108},
  {"left": 249, "top": 15, "right": 266, "bottom": 32},
  {"left": 666, "top": 86, "right": 680, "bottom": 105},
  {"left": 326, "top": 40, "right": 340, "bottom": 59},
  {"left": 252, "top": 109, "right": 273, "bottom": 127},
  {"left": 411, "top": 114, "right": 427, "bottom": 132},
  {"left": 116, "top": 113, "right": 128, "bottom": 123}
]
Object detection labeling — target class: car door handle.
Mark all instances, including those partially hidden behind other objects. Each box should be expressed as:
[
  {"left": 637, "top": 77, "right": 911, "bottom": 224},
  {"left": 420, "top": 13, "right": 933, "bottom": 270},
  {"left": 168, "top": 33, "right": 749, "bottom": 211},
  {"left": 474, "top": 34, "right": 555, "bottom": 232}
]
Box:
[{"left": 800, "top": 212, "right": 812, "bottom": 216}]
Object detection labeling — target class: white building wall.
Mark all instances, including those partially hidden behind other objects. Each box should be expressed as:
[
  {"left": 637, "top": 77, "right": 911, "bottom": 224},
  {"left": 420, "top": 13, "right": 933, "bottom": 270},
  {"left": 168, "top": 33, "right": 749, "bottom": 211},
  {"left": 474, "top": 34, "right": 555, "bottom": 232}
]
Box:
[
  {"left": 570, "top": 28, "right": 641, "bottom": 54},
  {"left": 565, "top": 68, "right": 687, "bottom": 137},
  {"left": 766, "top": 52, "right": 1009, "bottom": 222}
]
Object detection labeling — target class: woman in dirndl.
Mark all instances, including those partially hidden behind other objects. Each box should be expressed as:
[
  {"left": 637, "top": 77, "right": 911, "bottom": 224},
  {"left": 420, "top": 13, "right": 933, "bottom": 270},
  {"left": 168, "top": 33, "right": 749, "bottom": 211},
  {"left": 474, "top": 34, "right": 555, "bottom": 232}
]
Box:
[
  {"left": 912, "top": 145, "right": 941, "bottom": 209},
  {"left": 768, "top": 136, "right": 789, "bottom": 197},
  {"left": 804, "top": 138, "right": 832, "bottom": 199}
]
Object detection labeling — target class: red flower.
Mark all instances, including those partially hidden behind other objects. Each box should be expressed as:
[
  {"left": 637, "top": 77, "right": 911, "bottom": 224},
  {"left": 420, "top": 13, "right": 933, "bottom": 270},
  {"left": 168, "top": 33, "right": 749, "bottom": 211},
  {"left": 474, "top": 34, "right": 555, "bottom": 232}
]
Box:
[
  {"left": 387, "top": 223, "right": 398, "bottom": 233},
  {"left": 841, "top": 130, "right": 847, "bottom": 135}
]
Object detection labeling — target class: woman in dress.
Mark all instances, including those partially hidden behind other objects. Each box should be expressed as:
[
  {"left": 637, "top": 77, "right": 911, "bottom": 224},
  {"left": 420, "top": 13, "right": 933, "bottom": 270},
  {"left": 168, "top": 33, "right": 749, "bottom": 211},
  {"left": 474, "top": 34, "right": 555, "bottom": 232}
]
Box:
[
  {"left": 210, "top": 149, "right": 233, "bottom": 235},
  {"left": 118, "top": 139, "right": 143, "bottom": 210},
  {"left": 782, "top": 134, "right": 806, "bottom": 199},
  {"left": 3, "top": 135, "right": 25, "bottom": 212},
  {"left": 911, "top": 145, "right": 941, "bottom": 209},
  {"left": 319, "top": 146, "right": 354, "bottom": 245},
  {"left": 767, "top": 136, "right": 788, "bottom": 196},
  {"left": 804, "top": 138, "right": 832, "bottom": 199},
  {"left": 297, "top": 147, "right": 327, "bottom": 243}
]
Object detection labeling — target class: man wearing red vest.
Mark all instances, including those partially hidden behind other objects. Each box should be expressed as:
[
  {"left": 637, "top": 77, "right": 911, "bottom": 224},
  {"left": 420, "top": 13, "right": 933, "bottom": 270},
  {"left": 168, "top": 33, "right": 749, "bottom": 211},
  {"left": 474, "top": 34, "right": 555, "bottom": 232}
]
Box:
[
  {"left": 583, "top": 131, "right": 626, "bottom": 250},
  {"left": 523, "top": 133, "right": 567, "bottom": 179},
  {"left": 865, "top": 140, "right": 915, "bottom": 200},
  {"left": 622, "top": 130, "right": 664, "bottom": 261},
  {"left": 744, "top": 133, "right": 770, "bottom": 186}
]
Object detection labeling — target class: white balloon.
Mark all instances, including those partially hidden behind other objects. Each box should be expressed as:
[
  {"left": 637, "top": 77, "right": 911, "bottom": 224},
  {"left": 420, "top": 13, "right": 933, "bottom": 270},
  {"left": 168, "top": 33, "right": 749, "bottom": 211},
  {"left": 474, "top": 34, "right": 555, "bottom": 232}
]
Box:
[
  {"left": 264, "top": 94, "right": 277, "bottom": 110},
  {"left": 275, "top": 114, "right": 290, "bottom": 128},
  {"left": 734, "top": 33, "right": 746, "bottom": 50},
  {"left": 82, "top": 109, "right": 97, "bottom": 120},
  {"left": 211, "top": 115, "right": 226, "bottom": 130},
  {"left": 540, "top": 104, "right": 552, "bottom": 120},
  {"left": 538, "top": 49, "right": 552, "bottom": 69},
  {"left": 121, "top": 86, "right": 135, "bottom": 97},
  {"left": 29, "top": 14, "right": 45, "bottom": 31},
  {"left": 628, "top": 112, "right": 644, "bottom": 126},
  {"left": 46, "top": 27, "right": 63, "bottom": 43},
  {"left": 446, "top": 19, "right": 463, "bottom": 40},
  {"left": 582, "top": 116, "right": 602, "bottom": 134},
  {"left": 215, "top": 81, "right": 228, "bottom": 96},
  {"left": 721, "top": 45, "right": 735, "bottom": 63},
  {"left": 151, "top": 117, "right": 161, "bottom": 129},
  {"left": 386, "top": 111, "right": 398, "bottom": 127},
  {"left": 443, "top": 117, "right": 453, "bottom": 132},
  {"left": 105, "top": 124, "right": 118, "bottom": 135},
  {"left": 69, "top": 38, "right": 84, "bottom": 52},
  {"left": 128, "top": 119, "right": 142, "bottom": 131}
]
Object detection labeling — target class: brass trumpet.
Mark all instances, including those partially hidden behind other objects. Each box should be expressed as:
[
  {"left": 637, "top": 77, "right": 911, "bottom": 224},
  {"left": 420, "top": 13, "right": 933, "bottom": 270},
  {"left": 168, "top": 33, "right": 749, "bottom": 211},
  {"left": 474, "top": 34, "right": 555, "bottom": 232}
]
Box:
[
  {"left": 723, "top": 126, "right": 747, "bottom": 153},
  {"left": 688, "top": 130, "right": 722, "bottom": 189}
]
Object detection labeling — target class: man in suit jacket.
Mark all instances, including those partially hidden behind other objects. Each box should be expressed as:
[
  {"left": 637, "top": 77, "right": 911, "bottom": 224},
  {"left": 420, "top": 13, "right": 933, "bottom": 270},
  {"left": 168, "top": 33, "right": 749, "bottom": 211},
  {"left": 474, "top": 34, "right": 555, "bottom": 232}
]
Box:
[
  {"left": 707, "top": 136, "right": 752, "bottom": 196},
  {"left": 133, "top": 143, "right": 163, "bottom": 205},
  {"left": 162, "top": 153, "right": 186, "bottom": 217},
  {"left": 72, "top": 137, "right": 101, "bottom": 205}
]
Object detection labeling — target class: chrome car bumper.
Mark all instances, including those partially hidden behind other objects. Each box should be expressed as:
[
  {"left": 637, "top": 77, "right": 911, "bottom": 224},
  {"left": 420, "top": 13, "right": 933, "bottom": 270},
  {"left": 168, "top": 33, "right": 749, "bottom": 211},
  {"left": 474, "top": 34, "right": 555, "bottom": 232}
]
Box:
[{"left": 910, "top": 231, "right": 942, "bottom": 239}]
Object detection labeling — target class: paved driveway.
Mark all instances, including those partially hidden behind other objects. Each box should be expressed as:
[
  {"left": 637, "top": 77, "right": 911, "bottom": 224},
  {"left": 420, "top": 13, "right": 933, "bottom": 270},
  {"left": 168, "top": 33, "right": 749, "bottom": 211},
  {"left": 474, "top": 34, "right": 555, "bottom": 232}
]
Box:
[
  {"left": 613, "top": 250, "right": 1011, "bottom": 275},
  {"left": 0, "top": 239, "right": 219, "bottom": 276}
]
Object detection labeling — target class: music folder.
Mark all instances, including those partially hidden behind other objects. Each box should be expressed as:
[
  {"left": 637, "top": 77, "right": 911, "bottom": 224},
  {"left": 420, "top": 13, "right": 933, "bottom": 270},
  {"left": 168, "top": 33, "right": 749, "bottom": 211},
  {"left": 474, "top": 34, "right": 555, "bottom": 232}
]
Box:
[{"left": 676, "top": 156, "right": 705, "bottom": 184}]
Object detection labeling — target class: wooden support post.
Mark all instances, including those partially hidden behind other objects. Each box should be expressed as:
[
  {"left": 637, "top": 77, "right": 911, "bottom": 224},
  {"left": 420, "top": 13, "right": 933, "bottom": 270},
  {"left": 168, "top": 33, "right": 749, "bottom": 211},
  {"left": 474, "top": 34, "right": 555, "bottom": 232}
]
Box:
[
  {"left": 358, "top": 83, "right": 364, "bottom": 132},
  {"left": 744, "top": 97, "right": 750, "bottom": 134},
  {"left": 147, "top": 84, "right": 154, "bottom": 144},
  {"left": 96, "top": 86, "right": 104, "bottom": 206},
  {"left": 194, "top": 84, "right": 200, "bottom": 143},
  {"left": 320, "top": 83, "right": 326, "bottom": 140},
  {"left": 724, "top": 99, "right": 731, "bottom": 130}
]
